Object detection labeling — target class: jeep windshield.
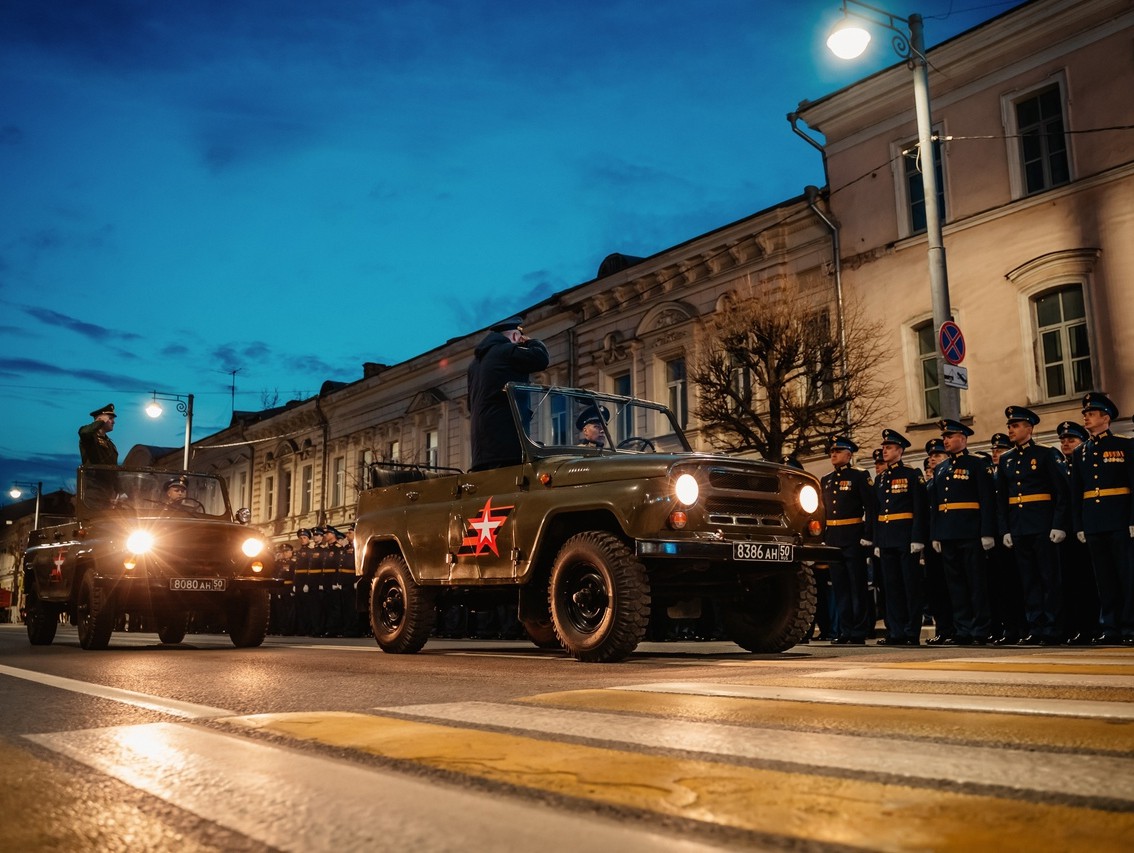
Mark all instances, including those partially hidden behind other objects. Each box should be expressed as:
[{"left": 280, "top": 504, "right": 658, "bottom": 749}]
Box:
[
  {"left": 77, "top": 466, "right": 233, "bottom": 520},
  {"left": 508, "top": 383, "right": 692, "bottom": 459}
]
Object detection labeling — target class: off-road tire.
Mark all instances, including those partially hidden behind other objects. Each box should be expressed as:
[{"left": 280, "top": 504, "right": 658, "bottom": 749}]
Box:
[
  {"left": 521, "top": 616, "right": 561, "bottom": 649},
  {"left": 548, "top": 531, "right": 650, "bottom": 663},
  {"left": 25, "top": 589, "right": 59, "bottom": 646},
  {"left": 76, "top": 571, "right": 115, "bottom": 650},
  {"left": 369, "top": 554, "right": 437, "bottom": 654},
  {"left": 227, "top": 590, "right": 270, "bottom": 647},
  {"left": 721, "top": 563, "right": 816, "bottom": 653},
  {"left": 156, "top": 613, "right": 189, "bottom": 644}
]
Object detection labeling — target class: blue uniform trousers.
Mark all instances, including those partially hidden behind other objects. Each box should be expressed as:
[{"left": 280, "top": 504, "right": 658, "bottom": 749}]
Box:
[
  {"left": 940, "top": 539, "right": 991, "bottom": 641},
  {"left": 1085, "top": 531, "right": 1134, "bottom": 640},
  {"left": 879, "top": 546, "right": 924, "bottom": 642},
  {"left": 1013, "top": 533, "right": 1063, "bottom": 639},
  {"left": 831, "top": 542, "right": 871, "bottom": 640}
]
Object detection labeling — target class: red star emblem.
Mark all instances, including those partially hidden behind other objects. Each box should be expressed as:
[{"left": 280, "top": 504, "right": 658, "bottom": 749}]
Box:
[
  {"left": 460, "top": 497, "right": 514, "bottom": 557},
  {"left": 50, "top": 549, "right": 65, "bottom": 582}
]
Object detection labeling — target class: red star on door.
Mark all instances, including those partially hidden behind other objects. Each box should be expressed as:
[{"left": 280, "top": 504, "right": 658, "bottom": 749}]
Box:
[{"left": 461, "top": 497, "right": 514, "bottom": 557}]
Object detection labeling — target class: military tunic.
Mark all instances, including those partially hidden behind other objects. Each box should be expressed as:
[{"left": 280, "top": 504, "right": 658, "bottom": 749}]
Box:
[
  {"left": 874, "top": 461, "right": 928, "bottom": 643},
  {"left": 821, "top": 464, "right": 876, "bottom": 642}
]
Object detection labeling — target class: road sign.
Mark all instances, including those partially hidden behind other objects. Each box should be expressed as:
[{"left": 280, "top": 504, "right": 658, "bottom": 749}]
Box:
[
  {"left": 939, "top": 321, "right": 966, "bottom": 365},
  {"left": 943, "top": 363, "right": 969, "bottom": 390}
]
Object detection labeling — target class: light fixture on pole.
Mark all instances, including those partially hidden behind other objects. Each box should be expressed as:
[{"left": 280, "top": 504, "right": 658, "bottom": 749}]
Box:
[
  {"left": 145, "top": 391, "right": 195, "bottom": 470},
  {"left": 9, "top": 481, "right": 42, "bottom": 529},
  {"left": 826, "top": 0, "right": 960, "bottom": 421}
]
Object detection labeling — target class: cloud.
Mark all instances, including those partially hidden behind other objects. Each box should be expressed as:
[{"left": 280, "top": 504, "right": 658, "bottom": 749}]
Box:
[
  {"left": 210, "top": 341, "right": 274, "bottom": 368},
  {"left": 22, "top": 306, "right": 142, "bottom": 343},
  {"left": 0, "top": 356, "right": 151, "bottom": 388}
]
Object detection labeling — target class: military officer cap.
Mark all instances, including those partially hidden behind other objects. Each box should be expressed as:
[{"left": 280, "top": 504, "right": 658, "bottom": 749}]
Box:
[
  {"left": 309, "top": 525, "right": 325, "bottom": 536},
  {"left": 990, "top": 433, "right": 1012, "bottom": 450},
  {"left": 490, "top": 315, "right": 525, "bottom": 333},
  {"left": 880, "top": 428, "right": 911, "bottom": 449},
  {"left": 296, "top": 529, "right": 311, "bottom": 538},
  {"left": 871, "top": 448, "right": 884, "bottom": 463},
  {"left": 163, "top": 476, "right": 188, "bottom": 491},
  {"left": 827, "top": 436, "right": 858, "bottom": 453},
  {"left": 575, "top": 404, "right": 610, "bottom": 431},
  {"left": 924, "top": 437, "right": 946, "bottom": 455},
  {"left": 937, "top": 418, "right": 973, "bottom": 436},
  {"left": 89, "top": 402, "right": 116, "bottom": 418},
  {"left": 1081, "top": 391, "right": 1118, "bottom": 419},
  {"left": 1057, "top": 421, "right": 1089, "bottom": 441},
  {"left": 1004, "top": 405, "right": 1040, "bottom": 425}
]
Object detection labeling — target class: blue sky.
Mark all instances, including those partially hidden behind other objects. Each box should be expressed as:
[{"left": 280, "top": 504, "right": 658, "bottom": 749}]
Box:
[{"left": 0, "top": 0, "right": 1017, "bottom": 496}]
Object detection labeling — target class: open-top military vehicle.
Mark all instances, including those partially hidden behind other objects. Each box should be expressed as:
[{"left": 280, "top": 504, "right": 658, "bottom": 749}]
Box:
[
  {"left": 355, "top": 384, "right": 837, "bottom": 662},
  {"left": 21, "top": 466, "right": 277, "bottom": 650}
]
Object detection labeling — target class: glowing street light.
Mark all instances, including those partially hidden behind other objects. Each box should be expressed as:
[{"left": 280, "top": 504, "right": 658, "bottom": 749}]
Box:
[
  {"left": 9, "top": 480, "right": 42, "bottom": 529},
  {"left": 826, "top": 0, "right": 960, "bottom": 421},
  {"left": 145, "top": 391, "right": 195, "bottom": 470}
]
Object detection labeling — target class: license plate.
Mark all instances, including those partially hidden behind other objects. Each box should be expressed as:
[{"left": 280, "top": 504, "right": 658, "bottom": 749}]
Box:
[
  {"left": 733, "top": 542, "right": 794, "bottom": 562},
  {"left": 170, "top": 578, "right": 227, "bottom": 592}
]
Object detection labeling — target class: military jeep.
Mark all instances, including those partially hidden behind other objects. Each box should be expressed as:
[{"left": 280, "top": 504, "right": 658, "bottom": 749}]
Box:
[
  {"left": 21, "top": 466, "right": 278, "bottom": 650},
  {"left": 354, "top": 384, "right": 836, "bottom": 662}
]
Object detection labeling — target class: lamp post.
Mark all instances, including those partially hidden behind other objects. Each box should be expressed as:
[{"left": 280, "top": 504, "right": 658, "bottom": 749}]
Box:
[
  {"left": 145, "top": 391, "right": 195, "bottom": 470},
  {"left": 9, "top": 481, "right": 42, "bottom": 529},
  {"left": 827, "top": 0, "right": 960, "bottom": 422}
]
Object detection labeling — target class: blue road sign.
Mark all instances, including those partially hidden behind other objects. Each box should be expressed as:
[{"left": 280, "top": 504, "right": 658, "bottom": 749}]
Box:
[{"left": 939, "top": 321, "right": 966, "bottom": 366}]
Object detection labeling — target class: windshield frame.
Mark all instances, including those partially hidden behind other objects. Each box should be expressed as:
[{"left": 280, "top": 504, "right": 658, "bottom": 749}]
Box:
[{"left": 76, "top": 465, "right": 234, "bottom": 521}]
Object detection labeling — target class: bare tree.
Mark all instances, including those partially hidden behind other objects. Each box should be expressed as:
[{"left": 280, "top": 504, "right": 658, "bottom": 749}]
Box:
[{"left": 691, "top": 279, "right": 893, "bottom": 461}]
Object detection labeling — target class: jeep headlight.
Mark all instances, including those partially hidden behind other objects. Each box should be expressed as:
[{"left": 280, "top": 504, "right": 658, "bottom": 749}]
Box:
[
  {"left": 126, "top": 530, "right": 155, "bottom": 554},
  {"left": 241, "top": 537, "right": 265, "bottom": 557},
  {"left": 674, "top": 473, "right": 699, "bottom": 506},
  {"left": 799, "top": 484, "right": 819, "bottom": 514}
]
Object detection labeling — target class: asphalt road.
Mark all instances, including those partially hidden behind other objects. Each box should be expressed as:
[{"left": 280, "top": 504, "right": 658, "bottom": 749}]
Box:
[{"left": 2, "top": 624, "right": 1132, "bottom": 851}]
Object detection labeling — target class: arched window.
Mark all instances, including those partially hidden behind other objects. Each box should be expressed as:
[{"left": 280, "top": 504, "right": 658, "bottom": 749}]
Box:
[{"left": 1034, "top": 286, "right": 1092, "bottom": 399}]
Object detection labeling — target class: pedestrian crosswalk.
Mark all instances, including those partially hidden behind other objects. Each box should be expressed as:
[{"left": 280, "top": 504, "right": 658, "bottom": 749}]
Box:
[{"left": 22, "top": 650, "right": 1134, "bottom": 851}]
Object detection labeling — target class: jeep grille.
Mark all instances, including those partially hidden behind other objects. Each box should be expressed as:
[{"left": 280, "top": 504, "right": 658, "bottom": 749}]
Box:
[
  {"left": 708, "top": 469, "right": 779, "bottom": 493},
  {"left": 705, "top": 497, "right": 785, "bottom": 527}
]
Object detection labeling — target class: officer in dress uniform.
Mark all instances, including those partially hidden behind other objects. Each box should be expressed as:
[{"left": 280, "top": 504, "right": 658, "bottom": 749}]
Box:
[
  {"left": 1071, "top": 392, "right": 1134, "bottom": 644},
  {"left": 987, "top": 433, "right": 1026, "bottom": 645},
  {"left": 929, "top": 419, "right": 997, "bottom": 645},
  {"left": 79, "top": 402, "right": 119, "bottom": 465},
  {"left": 873, "top": 429, "right": 928, "bottom": 645},
  {"left": 1058, "top": 420, "right": 1099, "bottom": 644},
  {"left": 923, "top": 438, "right": 954, "bottom": 644},
  {"left": 820, "top": 436, "right": 876, "bottom": 644},
  {"left": 996, "top": 406, "right": 1071, "bottom": 645},
  {"left": 293, "top": 529, "right": 318, "bottom": 636}
]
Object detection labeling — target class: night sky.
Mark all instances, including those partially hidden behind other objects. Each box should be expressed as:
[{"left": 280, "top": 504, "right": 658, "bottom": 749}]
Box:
[{"left": 0, "top": 0, "right": 1016, "bottom": 496}]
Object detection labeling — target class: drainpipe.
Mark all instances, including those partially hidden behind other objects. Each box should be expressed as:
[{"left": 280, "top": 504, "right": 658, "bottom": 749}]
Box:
[{"left": 314, "top": 396, "right": 329, "bottom": 525}]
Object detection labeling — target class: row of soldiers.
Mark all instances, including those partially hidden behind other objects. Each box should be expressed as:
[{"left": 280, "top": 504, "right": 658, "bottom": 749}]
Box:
[
  {"left": 269, "top": 525, "right": 364, "bottom": 637},
  {"left": 822, "top": 390, "right": 1134, "bottom": 647}
]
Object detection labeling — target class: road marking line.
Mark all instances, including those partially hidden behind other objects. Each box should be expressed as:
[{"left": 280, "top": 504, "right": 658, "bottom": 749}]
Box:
[
  {"left": 223, "top": 710, "right": 1134, "bottom": 852},
  {"left": 27, "top": 722, "right": 716, "bottom": 852},
  {"left": 0, "top": 664, "right": 234, "bottom": 719},
  {"left": 880, "top": 660, "right": 1134, "bottom": 676},
  {"left": 378, "top": 700, "right": 1134, "bottom": 801},
  {"left": 608, "top": 681, "right": 1134, "bottom": 719},
  {"left": 807, "top": 666, "right": 1134, "bottom": 688}
]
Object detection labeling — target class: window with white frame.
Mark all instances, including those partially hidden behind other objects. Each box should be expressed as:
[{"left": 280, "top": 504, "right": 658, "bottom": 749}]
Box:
[
  {"left": 424, "top": 430, "right": 439, "bottom": 467},
  {"left": 901, "top": 134, "right": 946, "bottom": 235},
  {"left": 611, "top": 372, "right": 633, "bottom": 438},
  {"left": 234, "top": 470, "right": 248, "bottom": 509},
  {"left": 1035, "top": 285, "right": 1092, "bottom": 400},
  {"left": 263, "top": 475, "right": 275, "bottom": 522},
  {"left": 729, "top": 356, "right": 752, "bottom": 413},
  {"left": 387, "top": 440, "right": 399, "bottom": 462},
  {"left": 299, "top": 464, "right": 313, "bottom": 513},
  {"left": 550, "top": 394, "right": 569, "bottom": 445},
  {"left": 331, "top": 456, "right": 346, "bottom": 507},
  {"left": 1014, "top": 84, "right": 1070, "bottom": 195},
  {"left": 665, "top": 357, "right": 687, "bottom": 429},
  {"left": 279, "top": 469, "right": 292, "bottom": 519},
  {"left": 915, "top": 321, "right": 942, "bottom": 421}
]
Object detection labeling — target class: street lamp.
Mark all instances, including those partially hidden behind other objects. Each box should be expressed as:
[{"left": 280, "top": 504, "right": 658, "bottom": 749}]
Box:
[
  {"left": 826, "top": 0, "right": 960, "bottom": 421},
  {"left": 9, "top": 481, "right": 42, "bottom": 529},
  {"left": 145, "top": 391, "right": 195, "bottom": 470}
]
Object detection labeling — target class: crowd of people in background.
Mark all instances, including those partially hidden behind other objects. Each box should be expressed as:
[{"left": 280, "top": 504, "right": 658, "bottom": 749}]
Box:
[{"left": 817, "top": 391, "right": 1134, "bottom": 647}]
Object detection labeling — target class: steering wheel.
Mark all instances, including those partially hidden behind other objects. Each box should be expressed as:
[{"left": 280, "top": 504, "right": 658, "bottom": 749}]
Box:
[{"left": 617, "top": 436, "right": 656, "bottom": 452}]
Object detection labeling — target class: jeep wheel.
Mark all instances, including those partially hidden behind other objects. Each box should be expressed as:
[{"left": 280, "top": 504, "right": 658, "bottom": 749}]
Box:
[
  {"left": 548, "top": 532, "right": 650, "bottom": 663},
  {"left": 157, "top": 614, "right": 189, "bottom": 645},
  {"left": 370, "top": 554, "right": 437, "bottom": 654},
  {"left": 521, "top": 616, "right": 561, "bottom": 649},
  {"left": 227, "top": 590, "right": 269, "bottom": 647},
  {"left": 25, "top": 591, "right": 59, "bottom": 646},
  {"left": 76, "top": 571, "right": 115, "bottom": 650},
  {"left": 722, "top": 563, "right": 816, "bottom": 653}
]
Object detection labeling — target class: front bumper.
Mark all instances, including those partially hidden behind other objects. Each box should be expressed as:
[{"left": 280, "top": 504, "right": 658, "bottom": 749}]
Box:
[{"left": 636, "top": 539, "right": 841, "bottom": 564}]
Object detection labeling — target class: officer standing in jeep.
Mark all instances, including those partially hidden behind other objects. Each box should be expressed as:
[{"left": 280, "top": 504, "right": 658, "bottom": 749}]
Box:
[{"left": 79, "top": 402, "right": 119, "bottom": 465}]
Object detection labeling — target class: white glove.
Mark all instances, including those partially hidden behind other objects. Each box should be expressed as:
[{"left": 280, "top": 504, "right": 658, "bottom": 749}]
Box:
[
  {"left": 981, "top": 536, "right": 995, "bottom": 551},
  {"left": 873, "top": 547, "right": 880, "bottom": 558},
  {"left": 302, "top": 584, "right": 310, "bottom": 593},
  {"left": 1077, "top": 531, "right": 1086, "bottom": 543},
  {"left": 860, "top": 539, "right": 872, "bottom": 547},
  {"left": 911, "top": 542, "right": 924, "bottom": 554},
  {"left": 1003, "top": 533, "right": 1013, "bottom": 549},
  {"left": 1129, "top": 525, "right": 1134, "bottom": 538},
  {"left": 932, "top": 540, "right": 941, "bottom": 553},
  {"left": 1049, "top": 529, "right": 1066, "bottom": 544}
]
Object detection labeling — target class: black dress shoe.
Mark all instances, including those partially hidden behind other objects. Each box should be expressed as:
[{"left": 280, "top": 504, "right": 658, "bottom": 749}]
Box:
[
  {"left": 1019, "top": 635, "right": 1042, "bottom": 646},
  {"left": 970, "top": 638, "right": 987, "bottom": 646},
  {"left": 953, "top": 637, "right": 973, "bottom": 646},
  {"left": 926, "top": 635, "right": 949, "bottom": 646},
  {"left": 1124, "top": 638, "right": 1134, "bottom": 646},
  {"left": 993, "top": 636, "right": 1017, "bottom": 646},
  {"left": 1092, "top": 635, "right": 1123, "bottom": 646},
  {"left": 1066, "top": 633, "right": 1091, "bottom": 646}
]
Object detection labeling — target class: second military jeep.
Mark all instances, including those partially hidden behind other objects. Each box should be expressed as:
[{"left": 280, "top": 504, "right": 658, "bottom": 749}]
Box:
[
  {"left": 354, "top": 384, "right": 837, "bottom": 662},
  {"left": 21, "top": 466, "right": 278, "bottom": 650}
]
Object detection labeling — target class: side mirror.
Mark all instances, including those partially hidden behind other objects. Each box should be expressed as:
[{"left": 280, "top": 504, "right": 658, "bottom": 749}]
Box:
[{"left": 235, "top": 508, "right": 251, "bottom": 524}]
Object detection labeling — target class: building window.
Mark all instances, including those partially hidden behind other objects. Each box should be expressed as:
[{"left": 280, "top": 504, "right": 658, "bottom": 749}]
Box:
[
  {"left": 903, "top": 135, "right": 946, "bottom": 234},
  {"left": 234, "top": 470, "right": 248, "bottom": 509},
  {"left": 805, "top": 310, "right": 836, "bottom": 405},
  {"left": 264, "top": 475, "right": 274, "bottom": 522},
  {"left": 279, "top": 470, "right": 292, "bottom": 519},
  {"left": 424, "top": 430, "right": 438, "bottom": 467},
  {"left": 550, "top": 394, "right": 569, "bottom": 445},
  {"left": 331, "top": 457, "right": 346, "bottom": 508},
  {"left": 300, "top": 464, "right": 313, "bottom": 514},
  {"left": 361, "top": 450, "right": 374, "bottom": 488},
  {"left": 611, "top": 373, "right": 632, "bottom": 439},
  {"left": 1015, "top": 84, "right": 1069, "bottom": 195},
  {"left": 666, "top": 357, "right": 687, "bottom": 429},
  {"left": 729, "top": 357, "right": 752, "bottom": 413},
  {"left": 916, "top": 321, "right": 941, "bottom": 421},
  {"left": 386, "top": 440, "right": 399, "bottom": 462},
  {"left": 1035, "top": 285, "right": 1092, "bottom": 399}
]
